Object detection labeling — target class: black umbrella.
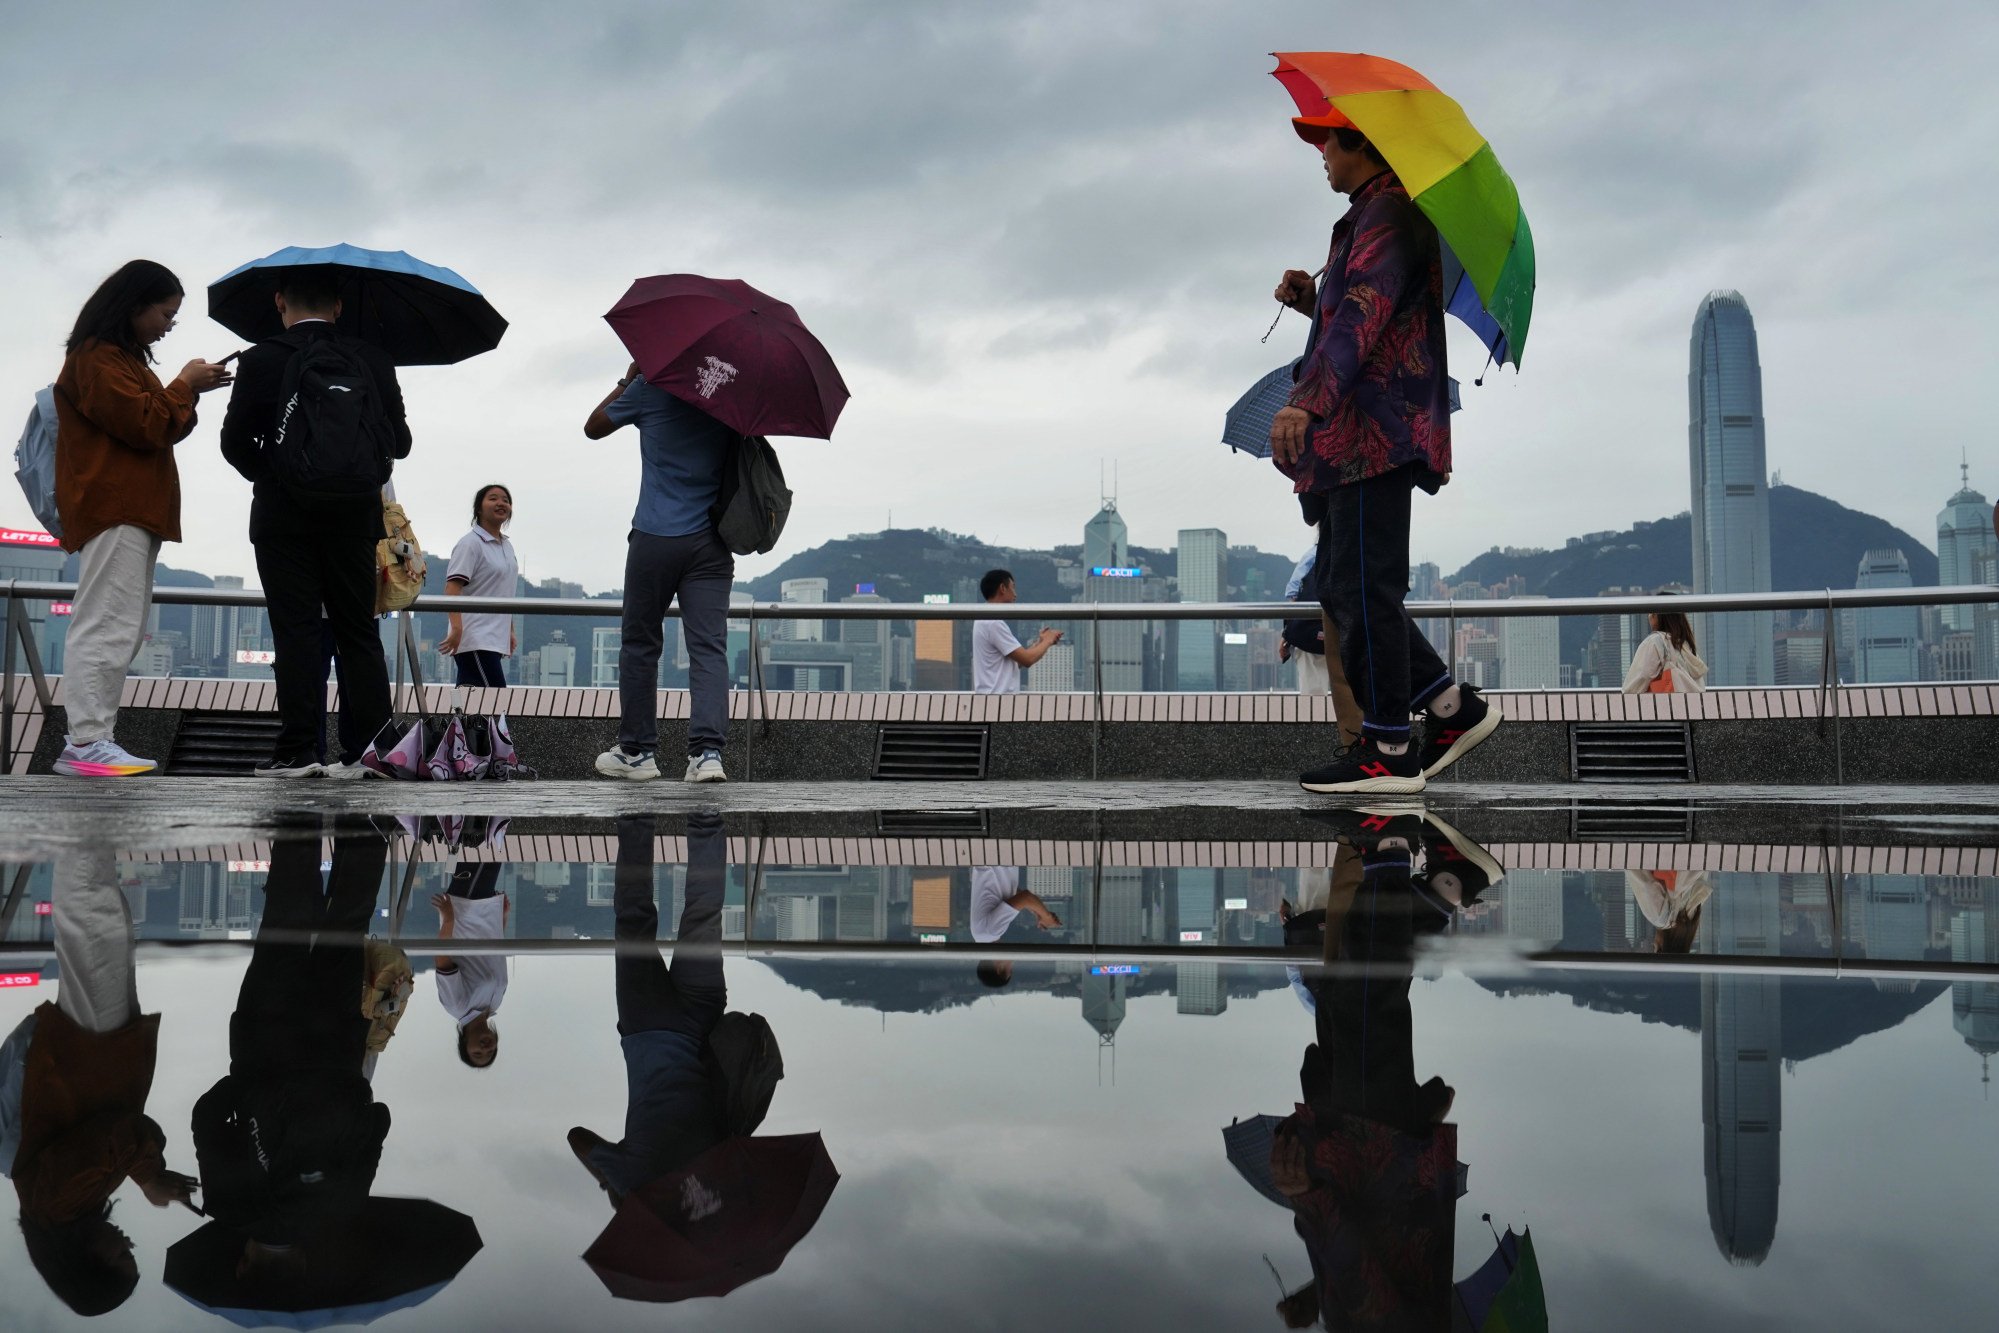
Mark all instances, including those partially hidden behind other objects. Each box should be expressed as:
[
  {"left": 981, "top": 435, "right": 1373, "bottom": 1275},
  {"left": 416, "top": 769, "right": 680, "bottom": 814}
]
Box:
[
  {"left": 165, "top": 1197, "right": 481, "bottom": 1329},
  {"left": 207, "top": 244, "right": 506, "bottom": 366}
]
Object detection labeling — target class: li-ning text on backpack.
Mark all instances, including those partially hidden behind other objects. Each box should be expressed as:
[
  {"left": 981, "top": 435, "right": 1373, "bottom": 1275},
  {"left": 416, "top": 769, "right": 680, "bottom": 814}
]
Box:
[
  {"left": 269, "top": 335, "right": 397, "bottom": 500},
  {"left": 710, "top": 434, "right": 792, "bottom": 556}
]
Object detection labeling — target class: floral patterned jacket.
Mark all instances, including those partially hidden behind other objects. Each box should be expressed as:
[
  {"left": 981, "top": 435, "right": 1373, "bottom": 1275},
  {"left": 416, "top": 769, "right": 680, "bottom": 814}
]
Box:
[{"left": 1281, "top": 172, "right": 1452, "bottom": 493}]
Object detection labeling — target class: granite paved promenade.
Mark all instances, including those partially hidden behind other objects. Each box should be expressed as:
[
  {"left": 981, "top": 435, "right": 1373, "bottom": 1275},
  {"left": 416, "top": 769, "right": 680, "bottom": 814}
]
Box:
[{"left": 0, "top": 776, "right": 1993, "bottom": 857}]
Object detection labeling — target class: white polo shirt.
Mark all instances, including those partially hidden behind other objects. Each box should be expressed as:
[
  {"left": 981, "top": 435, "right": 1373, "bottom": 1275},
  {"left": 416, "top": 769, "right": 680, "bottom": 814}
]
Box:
[
  {"left": 972, "top": 619, "right": 1023, "bottom": 694},
  {"left": 434, "top": 893, "right": 509, "bottom": 1027},
  {"left": 444, "top": 526, "right": 519, "bottom": 656},
  {"left": 970, "top": 866, "right": 1023, "bottom": 943}
]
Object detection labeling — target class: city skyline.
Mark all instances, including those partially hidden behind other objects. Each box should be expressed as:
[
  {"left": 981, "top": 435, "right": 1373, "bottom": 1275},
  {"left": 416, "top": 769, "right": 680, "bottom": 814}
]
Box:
[{"left": 3, "top": 450, "right": 1983, "bottom": 693}]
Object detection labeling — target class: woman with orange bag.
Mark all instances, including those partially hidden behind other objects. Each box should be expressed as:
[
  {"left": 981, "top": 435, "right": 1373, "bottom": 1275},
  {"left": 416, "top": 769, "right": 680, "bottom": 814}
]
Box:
[{"left": 1622, "top": 604, "right": 1708, "bottom": 694}]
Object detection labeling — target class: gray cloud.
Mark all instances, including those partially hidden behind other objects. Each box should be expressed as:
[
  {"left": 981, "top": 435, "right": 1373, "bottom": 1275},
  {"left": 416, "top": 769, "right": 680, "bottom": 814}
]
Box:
[{"left": 1, "top": 0, "right": 1993, "bottom": 590}]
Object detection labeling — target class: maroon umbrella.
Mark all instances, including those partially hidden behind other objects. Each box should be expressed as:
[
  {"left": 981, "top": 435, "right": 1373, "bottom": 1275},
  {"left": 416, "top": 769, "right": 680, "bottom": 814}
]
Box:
[
  {"left": 582, "top": 1133, "right": 840, "bottom": 1303},
  {"left": 605, "top": 275, "right": 850, "bottom": 439}
]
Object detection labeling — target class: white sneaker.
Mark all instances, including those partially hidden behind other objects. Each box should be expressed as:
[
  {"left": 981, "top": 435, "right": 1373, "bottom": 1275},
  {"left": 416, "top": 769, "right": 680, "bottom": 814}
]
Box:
[
  {"left": 684, "top": 750, "right": 727, "bottom": 784},
  {"left": 322, "top": 760, "right": 383, "bottom": 781},
  {"left": 254, "top": 754, "right": 324, "bottom": 779},
  {"left": 596, "top": 747, "right": 661, "bottom": 781},
  {"left": 53, "top": 736, "right": 157, "bottom": 777}
]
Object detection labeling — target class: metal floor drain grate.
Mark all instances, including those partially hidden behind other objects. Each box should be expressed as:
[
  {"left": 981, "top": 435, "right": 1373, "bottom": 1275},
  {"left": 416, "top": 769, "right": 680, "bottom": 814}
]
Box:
[
  {"left": 167, "top": 711, "right": 285, "bottom": 776},
  {"left": 872, "top": 724, "right": 990, "bottom": 781},
  {"left": 1571, "top": 800, "right": 1695, "bottom": 841},
  {"left": 876, "top": 809, "right": 991, "bottom": 835},
  {"left": 1570, "top": 721, "right": 1695, "bottom": 783}
]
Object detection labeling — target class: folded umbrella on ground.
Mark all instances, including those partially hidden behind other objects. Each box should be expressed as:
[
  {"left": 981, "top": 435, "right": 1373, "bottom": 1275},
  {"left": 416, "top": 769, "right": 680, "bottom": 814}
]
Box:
[
  {"left": 605, "top": 275, "right": 849, "bottom": 439},
  {"left": 208, "top": 244, "right": 507, "bottom": 366},
  {"left": 361, "top": 712, "right": 533, "bottom": 782},
  {"left": 164, "top": 1196, "right": 482, "bottom": 1330}
]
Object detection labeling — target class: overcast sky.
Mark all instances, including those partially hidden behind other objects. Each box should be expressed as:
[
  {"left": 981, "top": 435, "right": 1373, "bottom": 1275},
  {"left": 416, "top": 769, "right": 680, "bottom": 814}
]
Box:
[{"left": 4, "top": 1, "right": 1995, "bottom": 593}]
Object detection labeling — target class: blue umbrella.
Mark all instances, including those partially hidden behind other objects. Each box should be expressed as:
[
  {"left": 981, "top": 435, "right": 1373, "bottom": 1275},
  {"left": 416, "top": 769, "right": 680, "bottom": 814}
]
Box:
[
  {"left": 208, "top": 244, "right": 506, "bottom": 366},
  {"left": 1222, "top": 1114, "right": 1294, "bottom": 1209},
  {"left": 164, "top": 1197, "right": 481, "bottom": 1329},
  {"left": 1222, "top": 362, "right": 1460, "bottom": 459}
]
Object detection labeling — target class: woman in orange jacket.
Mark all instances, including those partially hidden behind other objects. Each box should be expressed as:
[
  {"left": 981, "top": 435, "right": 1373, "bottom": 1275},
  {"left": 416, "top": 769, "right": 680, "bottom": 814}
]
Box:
[{"left": 52, "top": 260, "right": 232, "bottom": 776}]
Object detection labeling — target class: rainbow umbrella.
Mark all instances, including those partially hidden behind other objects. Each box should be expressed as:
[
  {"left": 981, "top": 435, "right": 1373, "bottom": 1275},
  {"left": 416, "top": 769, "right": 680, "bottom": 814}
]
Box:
[{"left": 1272, "top": 52, "right": 1535, "bottom": 368}]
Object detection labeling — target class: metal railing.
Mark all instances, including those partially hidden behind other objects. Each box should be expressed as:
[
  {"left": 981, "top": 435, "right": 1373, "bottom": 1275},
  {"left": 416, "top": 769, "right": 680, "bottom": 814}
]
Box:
[{"left": 7, "top": 578, "right": 1999, "bottom": 781}]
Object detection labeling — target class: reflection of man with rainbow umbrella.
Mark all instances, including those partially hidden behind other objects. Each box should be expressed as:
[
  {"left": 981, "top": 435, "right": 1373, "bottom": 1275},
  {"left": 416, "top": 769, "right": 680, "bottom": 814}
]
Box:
[{"left": 1266, "top": 52, "right": 1533, "bottom": 798}]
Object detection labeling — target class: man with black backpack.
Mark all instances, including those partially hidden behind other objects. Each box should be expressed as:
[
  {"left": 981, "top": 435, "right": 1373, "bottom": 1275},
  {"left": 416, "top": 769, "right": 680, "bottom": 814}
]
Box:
[
  {"left": 584, "top": 360, "right": 739, "bottom": 783},
  {"left": 220, "top": 266, "right": 411, "bottom": 777}
]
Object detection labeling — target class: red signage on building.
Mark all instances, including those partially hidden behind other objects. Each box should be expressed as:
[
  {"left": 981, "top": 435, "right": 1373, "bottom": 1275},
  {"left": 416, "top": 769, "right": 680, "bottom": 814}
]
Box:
[
  {"left": 0, "top": 528, "right": 59, "bottom": 548},
  {"left": 0, "top": 973, "right": 41, "bottom": 988},
  {"left": 34, "top": 902, "right": 51, "bottom": 916},
  {"left": 50, "top": 602, "right": 72, "bottom": 616}
]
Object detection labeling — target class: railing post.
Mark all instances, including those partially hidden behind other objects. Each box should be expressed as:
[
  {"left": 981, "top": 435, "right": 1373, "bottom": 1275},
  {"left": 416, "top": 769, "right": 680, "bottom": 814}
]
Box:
[
  {"left": 745, "top": 605, "right": 760, "bottom": 780},
  {"left": 3, "top": 592, "right": 54, "bottom": 776},
  {"left": 1824, "top": 590, "right": 1843, "bottom": 786},
  {"left": 398, "top": 610, "right": 429, "bottom": 716},
  {"left": 1446, "top": 594, "right": 1457, "bottom": 678},
  {"left": 2, "top": 584, "right": 16, "bottom": 775},
  {"left": 1090, "top": 605, "right": 1103, "bottom": 781}
]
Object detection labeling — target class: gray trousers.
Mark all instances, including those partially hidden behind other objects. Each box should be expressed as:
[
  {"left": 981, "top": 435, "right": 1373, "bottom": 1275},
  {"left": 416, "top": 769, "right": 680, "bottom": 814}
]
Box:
[
  {"left": 619, "top": 528, "right": 733, "bottom": 756},
  {"left": 64, "top": 523, "right": 161, "bottom": 745}
]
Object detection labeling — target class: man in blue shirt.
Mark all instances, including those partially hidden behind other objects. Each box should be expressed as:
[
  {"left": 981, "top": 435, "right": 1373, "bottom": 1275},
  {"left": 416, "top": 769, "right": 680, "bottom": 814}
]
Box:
[{"left": 585, "top": 361, "right": 737, "bottom": 782}]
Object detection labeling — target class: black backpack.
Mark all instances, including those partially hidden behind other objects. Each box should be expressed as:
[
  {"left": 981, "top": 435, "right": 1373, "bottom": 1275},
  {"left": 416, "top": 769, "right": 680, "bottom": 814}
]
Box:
[
  {"left": 269, "top": 335, "right": 397, "bottom": 499},
  {"left": 710, "top": 435, "right": 792, "bottom": 556},
  {"left": 704, "top": 1011, "right": 784, "bottom": 1137}
]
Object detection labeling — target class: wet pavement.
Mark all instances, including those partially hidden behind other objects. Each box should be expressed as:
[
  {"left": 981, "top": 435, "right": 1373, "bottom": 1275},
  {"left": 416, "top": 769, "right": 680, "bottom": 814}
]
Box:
[{"left": 1, "top": 785, "right": 1994, "bottom": 1330}]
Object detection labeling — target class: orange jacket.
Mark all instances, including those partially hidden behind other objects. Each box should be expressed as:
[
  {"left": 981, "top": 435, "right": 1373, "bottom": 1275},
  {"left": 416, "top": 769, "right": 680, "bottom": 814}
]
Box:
[
  {"left": 53, "top": 339, "right": 197, "bottom": 552},
  {"left": 12, "top": 1003, "right": 167, "bottom": 1225}
]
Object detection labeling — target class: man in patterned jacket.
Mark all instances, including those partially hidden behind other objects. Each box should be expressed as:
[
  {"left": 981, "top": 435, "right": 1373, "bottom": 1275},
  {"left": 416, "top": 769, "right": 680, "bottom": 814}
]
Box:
[{"left": 1270, "top": 126, "right": 1502, "bottom": 794}]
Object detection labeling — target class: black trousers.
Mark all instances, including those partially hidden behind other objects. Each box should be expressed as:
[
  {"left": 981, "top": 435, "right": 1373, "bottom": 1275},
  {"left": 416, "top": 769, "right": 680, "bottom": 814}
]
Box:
[
  {"left": 255, "top": 527, "right": 392, "bottom": 762},
  {"left": 1303, "top": 851, "right": 1426, "bottom": 1131},
  {"left": 1314, "top": 467, "right": 1452, "bottom": 741},
  {"left": 233, "top": 836, "right": 386, "bottom": 1078},
  {"left": 619, "top": 529, "right": 734, "bottom": 757},
  {"left": 613, "top": 813, "right": 728, "bottom": 1040},
  {"left": 454, "top": 650, "right": 507, "bottom": 687}
]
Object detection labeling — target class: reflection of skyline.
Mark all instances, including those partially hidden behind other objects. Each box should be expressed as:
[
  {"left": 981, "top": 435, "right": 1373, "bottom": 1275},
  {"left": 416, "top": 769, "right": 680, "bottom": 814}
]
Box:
[{"left": 1703, "top": 873, "right": 1782, "bottom": 1266}]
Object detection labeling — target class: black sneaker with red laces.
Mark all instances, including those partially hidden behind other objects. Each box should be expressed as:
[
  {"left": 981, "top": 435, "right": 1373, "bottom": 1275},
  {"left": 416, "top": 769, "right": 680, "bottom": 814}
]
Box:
[
  {"left": 1305, "top": 805, "right": 1426, "bottom": 855},
  {"left": 1418, "top": 809, "right": 1505, "bottom": 904},
  {"left": 1299, "top": 734, "right": 1426, "bottom": 795},
  {"left": 1416, "top": 684, "right": 1503, "bottom": 779}
]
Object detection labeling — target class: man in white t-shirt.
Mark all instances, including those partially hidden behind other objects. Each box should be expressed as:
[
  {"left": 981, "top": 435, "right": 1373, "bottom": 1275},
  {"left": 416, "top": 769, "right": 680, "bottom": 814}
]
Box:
[
  {"left": 970, "top": 865, "right": 1062, "bottom": 989},
  {"left": 972, "top": 569, "right": 1064, "bottom": 694},
  {"left": 432, "top": 862, "right": 509, "bottom": 1069}
]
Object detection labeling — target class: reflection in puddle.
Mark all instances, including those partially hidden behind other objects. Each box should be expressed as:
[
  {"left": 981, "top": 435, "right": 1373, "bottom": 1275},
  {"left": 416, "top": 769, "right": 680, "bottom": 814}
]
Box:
[{"left": 0, "top": 807, "right": 1995, "bottom": 1329}]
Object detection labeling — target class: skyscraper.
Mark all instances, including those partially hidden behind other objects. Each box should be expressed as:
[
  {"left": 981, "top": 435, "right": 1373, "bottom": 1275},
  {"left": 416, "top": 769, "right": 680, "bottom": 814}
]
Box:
[
  {"left": 1175, "top": 529, "right": 1226, "bottom": 601},
  {"left": 778, "top": 577, "right": 827, "bottom": 643},
  {"left": 1078, "top": 568, "right": 1145, "bottom": 691},
  {"left": 1175, "top": 529, "right": 1226, "bottom": 690},
  {"left": 1936, "top": 464, "right": 1994, "bottom": 631},
  {"left": 1688, "top": 291, "right": 1774, "bottom": 685},
  {"left": 1703, "top": 873, "right": 1782, "bottom": 1266},
  {"left": 1083, "top": 499, "right": 1129, "bottom": 570},
  {"left": 1496, "top": 596, "right": 1559, "bottom": 688},
  {"left": 1853, "top": 549, "right": 1920, "bottom": 683}
]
